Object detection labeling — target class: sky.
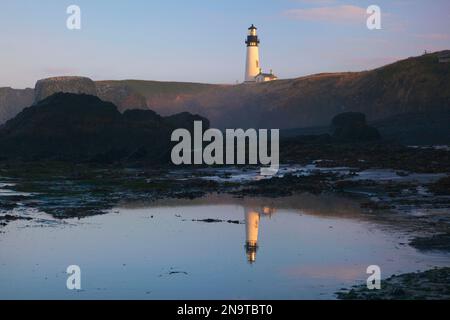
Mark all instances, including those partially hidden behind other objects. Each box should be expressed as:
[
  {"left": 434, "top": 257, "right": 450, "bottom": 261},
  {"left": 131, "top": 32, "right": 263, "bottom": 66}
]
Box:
[{"left": 1, "top": 0, "right": 449, "bottom": 88}]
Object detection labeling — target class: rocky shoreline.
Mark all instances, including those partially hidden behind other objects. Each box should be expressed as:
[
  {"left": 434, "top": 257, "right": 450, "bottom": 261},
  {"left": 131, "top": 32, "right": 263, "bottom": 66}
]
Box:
[
  {"left": 337, "top": 268, "right": 450, "bottom": 300},
  {"left": 1, "top": 143, "right": 449, "bottom": 299}
]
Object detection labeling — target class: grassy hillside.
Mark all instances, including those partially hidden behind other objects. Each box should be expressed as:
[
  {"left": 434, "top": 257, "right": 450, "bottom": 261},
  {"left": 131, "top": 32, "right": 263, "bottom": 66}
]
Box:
[
  {"left": 97, "top": 80, "right": 220, "bottom": 99},
  {"left": 1, "top": 50, "right": 449, "bottom": 131},
  {"left": 121, "top": 80, "right": 221, "bottom": 97},
  {"left": 95, "top": 51, "right": 450, "bottom": 129}
]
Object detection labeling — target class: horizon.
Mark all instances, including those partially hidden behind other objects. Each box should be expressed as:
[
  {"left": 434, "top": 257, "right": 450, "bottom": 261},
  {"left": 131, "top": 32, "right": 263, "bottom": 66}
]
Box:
[
  {"left": 1, "top": 0, "right": 450, "bottom": 89},
  {"left": 4, "top": 48, "right": 449, "bottom": 90}
]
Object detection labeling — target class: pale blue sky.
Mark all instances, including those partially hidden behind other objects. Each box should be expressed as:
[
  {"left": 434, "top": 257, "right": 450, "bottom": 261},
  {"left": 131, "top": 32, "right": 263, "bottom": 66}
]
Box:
[{"left": 1, "top": 0, "right": 449, "bottom": 88}]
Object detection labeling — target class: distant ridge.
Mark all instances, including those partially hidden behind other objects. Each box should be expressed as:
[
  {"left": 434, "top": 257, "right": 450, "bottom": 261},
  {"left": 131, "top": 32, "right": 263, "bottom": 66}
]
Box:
[
  {"left": 0, "top": 87, "right": 34, "bottom": 124},
  {"left": 100, "top": 50, "right": 450, "bottom": 129},
  {"left": 1, "top": 50, "right": 449, "bottom": 133}
]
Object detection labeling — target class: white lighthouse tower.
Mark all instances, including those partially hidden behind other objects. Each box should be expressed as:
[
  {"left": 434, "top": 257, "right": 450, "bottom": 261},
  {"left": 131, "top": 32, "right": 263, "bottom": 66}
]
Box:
[{"left": 244, "top": 25, "right": 260, "bottom": 83}]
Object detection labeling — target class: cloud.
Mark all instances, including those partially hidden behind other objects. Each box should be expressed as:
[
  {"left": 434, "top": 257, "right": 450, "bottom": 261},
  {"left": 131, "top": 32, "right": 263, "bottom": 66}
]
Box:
[{"left": 284, "top": 5, "right": 367, "bottom": 24}]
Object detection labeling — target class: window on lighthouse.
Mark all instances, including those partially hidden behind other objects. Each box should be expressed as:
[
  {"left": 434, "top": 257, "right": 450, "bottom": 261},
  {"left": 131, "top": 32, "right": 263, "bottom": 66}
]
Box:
[{"left": 256, "top": 60, "right": 259, "bottom": 68}]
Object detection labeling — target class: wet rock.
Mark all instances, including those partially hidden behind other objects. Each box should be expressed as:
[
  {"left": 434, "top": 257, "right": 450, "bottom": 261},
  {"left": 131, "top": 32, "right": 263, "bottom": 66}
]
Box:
[
  {"left": 0, "top": 215, "right": 32, "bottom": 221},
  {"left": 192, "top": 218, "right": 222, "bottom": 223},
  {"left": 428, "top": 176, "right": 450, "bottom": 195},
  {"left": 331, "top": 112, "right": 381, "bottom": 143},
  {"left": 410, "top": 233, "right": 450, "bottom": 252},
  {"left": 360, "top": 202, "right": 393, "bottom": 211},
  {"left": 191, "top": 218, "right": 243, "bottom": 224},
  {"left": 0, "top": 214, "right": 33, "bottom": 227},
  {"left": 389, "top": 287, "right": 406, "bottom": 297},
  {"left": 168, "top": 271, "right": 188, "bottom": 275},
  {"left": 337, "top": 268, "right": 450, "bottom": 300},
  {"left": 233, "top": 173, "right": 339, "bottom": 197},
  {"left": 281, "top": 140, "right": 450, "bottom": 173}
]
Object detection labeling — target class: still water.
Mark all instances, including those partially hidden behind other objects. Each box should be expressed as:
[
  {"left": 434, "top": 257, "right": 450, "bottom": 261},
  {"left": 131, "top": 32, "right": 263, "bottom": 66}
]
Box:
[{"left": 1, "top": 193, "right": 449, "bottom": 299}]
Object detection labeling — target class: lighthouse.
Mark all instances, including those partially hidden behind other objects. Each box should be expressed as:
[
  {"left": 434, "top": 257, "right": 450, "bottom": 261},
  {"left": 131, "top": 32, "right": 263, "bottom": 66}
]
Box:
[
  {"left": 244, "top": 25, "right": 278, "bottom": 83},
  {"left": 245, "top": 25, "right": 260, "bottom": 83}
]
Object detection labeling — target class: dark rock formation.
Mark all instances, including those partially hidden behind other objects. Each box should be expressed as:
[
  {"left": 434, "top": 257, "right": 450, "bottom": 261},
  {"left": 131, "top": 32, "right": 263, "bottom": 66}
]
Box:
[
  {"left": 337, "top": 267, "right": 450, "bottom": 300},
  {"left": 331, "top": 112, "right": 381, "bottom": 142},
  {"left": 280, "top": 112, "right": 381, "bottom": 147},
  {"left": 0, "top": 93, "right": 208, "bottom": 163},
  {"left": 429, "top": 176, "right": 450, "bottom": 196},
  {"left": 371, "top": 111, "right": 450, "bottom": 145},
  {"left": 34, "top": 76, "right": 97, "bottom": 103},
  {"left": 164, "top": 112, "right": 210, "bottom": 132}
]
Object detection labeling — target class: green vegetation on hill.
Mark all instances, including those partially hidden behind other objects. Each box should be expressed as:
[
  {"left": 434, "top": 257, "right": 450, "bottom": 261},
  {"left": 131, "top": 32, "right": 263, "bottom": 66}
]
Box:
[
  {"left": 98, "top": 80, "right": 220, "bottom": 98},
  {"left": 100, "top": 50, "right": 450, "bottom": 130}
]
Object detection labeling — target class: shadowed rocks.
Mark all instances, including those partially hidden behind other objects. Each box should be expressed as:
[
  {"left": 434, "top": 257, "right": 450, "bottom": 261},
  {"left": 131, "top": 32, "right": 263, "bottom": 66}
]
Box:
[
  {"left": 331, "top": 112, "right": 381, "bottom": 142},
  {"left": 0, "top": 93, "right": 208, "bottom": 163}
]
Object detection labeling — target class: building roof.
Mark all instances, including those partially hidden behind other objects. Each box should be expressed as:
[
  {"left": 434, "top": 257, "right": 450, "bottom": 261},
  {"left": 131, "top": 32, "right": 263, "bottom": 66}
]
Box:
[
  {"left": 256, "top": 72, "right": 277, "bottom": 79},
  {"left": 248, "top": 24, "right": 257, "bottom": 30}
]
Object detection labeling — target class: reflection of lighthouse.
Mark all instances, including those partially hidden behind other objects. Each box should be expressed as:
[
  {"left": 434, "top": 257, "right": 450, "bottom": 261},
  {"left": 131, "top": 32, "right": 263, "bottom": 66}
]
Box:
[
  {"left": 244, "top": 206, "right": 276, "bottom": 264},
  {"left": 245, "top": 210, "right": 260, "bottom": 264}
]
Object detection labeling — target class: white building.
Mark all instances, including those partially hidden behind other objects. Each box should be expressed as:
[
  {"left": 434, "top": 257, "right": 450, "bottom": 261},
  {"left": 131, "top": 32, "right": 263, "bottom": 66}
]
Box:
[
  {"left": 255, "top": 70, "right": 278, "bottom": 83},
  {"left": 244, "top": 25, "right": 277, "bottom": 83}
]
